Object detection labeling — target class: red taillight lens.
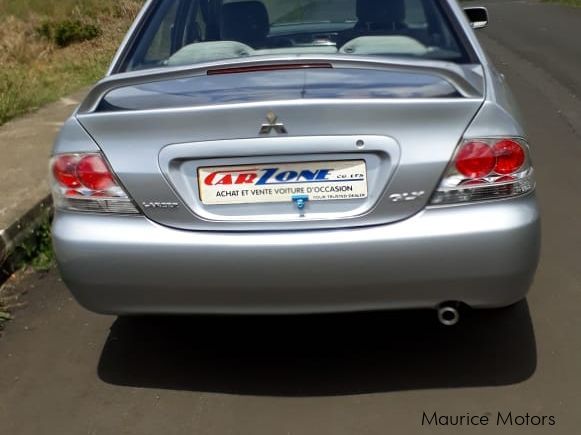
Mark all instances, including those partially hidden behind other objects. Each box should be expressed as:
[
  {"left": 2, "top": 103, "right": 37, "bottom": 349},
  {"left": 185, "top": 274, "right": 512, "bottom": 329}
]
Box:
[
  {"left": 76, "top": 155, "right": 115, "bottom": 191},
  {"left": 53, "top": 155, "right": 81, "bottom": 188},
  {"left": 431, "top": 137, "right": 534, "bottom": 205},
  {"left": 52, "top": 154, "right": 116, "bottom": 191},
  {"left": 455, "top": 141, "right": 496, "bottom": 178},
  {"left": 51, "top": 153, "right": 139, "bottom": 214},
  {"left": 493, "top": 139, "right": 525, "bottom": 175}
]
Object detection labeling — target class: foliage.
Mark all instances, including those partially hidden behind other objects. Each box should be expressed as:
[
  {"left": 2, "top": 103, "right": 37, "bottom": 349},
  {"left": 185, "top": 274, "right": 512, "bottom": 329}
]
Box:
[
  {"left": 37, "top": 19, "right": 101, "bottom": 47},
  {"left": 21, "top": 219, "right": 55, "bottom": 271},
  {"left": 4, "top": 211, "right": 55, "bottom": 273},
  {"left": 0, "top": 0, "right": 143, "bottom": 126}
]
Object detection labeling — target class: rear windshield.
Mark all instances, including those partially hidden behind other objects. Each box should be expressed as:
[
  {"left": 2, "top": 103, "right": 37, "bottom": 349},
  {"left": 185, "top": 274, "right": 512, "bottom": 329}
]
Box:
[{"left": 120, "top": 0, "right": 472, "bottom": 72}]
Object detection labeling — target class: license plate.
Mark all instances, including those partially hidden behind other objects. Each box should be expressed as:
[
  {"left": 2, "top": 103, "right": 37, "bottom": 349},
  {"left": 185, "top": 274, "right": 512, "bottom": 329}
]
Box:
[{"left": 198, "top": 160, "right": 368, "bottom": 205}]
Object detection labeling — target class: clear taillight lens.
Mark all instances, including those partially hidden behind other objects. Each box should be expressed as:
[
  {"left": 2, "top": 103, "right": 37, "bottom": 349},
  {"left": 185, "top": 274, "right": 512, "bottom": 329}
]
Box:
[
  {"left": 430, "top": 138, "right": 535, "bottom": 205},
  {"left": 50, "top": 153, "right": 140, "bottom": 214}
]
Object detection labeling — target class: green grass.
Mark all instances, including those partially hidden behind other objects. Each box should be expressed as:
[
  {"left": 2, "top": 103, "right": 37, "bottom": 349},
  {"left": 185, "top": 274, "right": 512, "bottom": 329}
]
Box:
[
  {"left": 1, "top": 208, "right": 55, "bottom": 276},
  {"left": 0, "top": 47, "right": 116, "bottom": 125},
  {"left": 0, "top": 0, "right": 133, "bottom": 20},
  {"left": 0, "top": 0, "right": 142, "bottom": 126},
  {"left": 15, "top": 216, "right": 55, "bottom": 273}
]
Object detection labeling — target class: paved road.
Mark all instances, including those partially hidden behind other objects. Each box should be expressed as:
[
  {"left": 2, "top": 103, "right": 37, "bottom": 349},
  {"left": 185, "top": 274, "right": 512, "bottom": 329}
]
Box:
[
  {"left": 2, "top": 1, "right": 581, "bottom": 434},
  {"left": 481, "top": 0, "right": 581, "bottom": 98}
]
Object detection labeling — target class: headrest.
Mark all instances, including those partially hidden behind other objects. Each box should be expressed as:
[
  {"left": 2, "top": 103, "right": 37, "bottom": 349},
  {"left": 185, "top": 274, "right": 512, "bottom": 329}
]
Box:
[
  {"left": 356, "top": 0, "right": 405, "bottom": 25},
  {"left": 221, "top": 1, "right": 270, "bottom": 47}
]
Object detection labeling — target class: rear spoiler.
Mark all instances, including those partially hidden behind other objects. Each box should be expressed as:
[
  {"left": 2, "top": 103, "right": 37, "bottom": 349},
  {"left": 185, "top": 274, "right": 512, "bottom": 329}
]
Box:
[{"left": 78, "top": 55, "right": 483, "bottom": 114}]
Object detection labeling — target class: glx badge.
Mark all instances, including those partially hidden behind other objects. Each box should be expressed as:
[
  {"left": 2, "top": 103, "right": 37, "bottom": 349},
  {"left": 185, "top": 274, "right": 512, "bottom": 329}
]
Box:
[{"left": 389, "top": 191, "right": 426, "bottom": 203}]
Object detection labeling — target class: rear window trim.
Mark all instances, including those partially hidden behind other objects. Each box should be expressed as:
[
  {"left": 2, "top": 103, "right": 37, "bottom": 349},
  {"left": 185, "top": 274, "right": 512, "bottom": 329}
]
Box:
[
  {"left": 113, "top": 0, "right": 165, "bottom": 74},
  {"left": 113, "top": 0, "right": 480, "bottom": 74}
]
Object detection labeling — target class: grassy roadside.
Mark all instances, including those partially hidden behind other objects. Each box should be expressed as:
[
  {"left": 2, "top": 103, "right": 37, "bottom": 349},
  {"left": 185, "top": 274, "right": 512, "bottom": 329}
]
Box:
[{"left": 0, "top": 0, "right": 142, "bottom": 127}]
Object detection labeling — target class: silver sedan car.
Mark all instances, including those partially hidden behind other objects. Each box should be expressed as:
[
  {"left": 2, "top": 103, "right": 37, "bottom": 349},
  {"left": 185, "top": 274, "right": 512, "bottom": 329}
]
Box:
[{"left": 51, "top": 0, "right": 540, "bottom": 325}]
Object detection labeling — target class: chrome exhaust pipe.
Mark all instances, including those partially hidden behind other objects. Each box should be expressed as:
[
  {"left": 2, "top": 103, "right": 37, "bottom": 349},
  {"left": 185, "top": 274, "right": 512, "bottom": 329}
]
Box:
[{"left": 437, "top": 303, "right": 460, "bottom": 326}]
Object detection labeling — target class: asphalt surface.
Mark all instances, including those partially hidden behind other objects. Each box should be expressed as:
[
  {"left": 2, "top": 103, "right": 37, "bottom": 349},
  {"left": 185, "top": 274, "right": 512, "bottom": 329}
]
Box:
[{"left": 1, "top": 1, "right": 581, "bottom": 434}]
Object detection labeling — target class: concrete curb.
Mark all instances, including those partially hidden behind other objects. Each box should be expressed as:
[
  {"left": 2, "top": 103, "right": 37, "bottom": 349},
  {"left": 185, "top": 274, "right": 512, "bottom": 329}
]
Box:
[
  {"left": 0, "top": 196, "right": 53, "bottom": 266},
  {"left": 0, "top": 91, "right": 86, "bottom": 274}
]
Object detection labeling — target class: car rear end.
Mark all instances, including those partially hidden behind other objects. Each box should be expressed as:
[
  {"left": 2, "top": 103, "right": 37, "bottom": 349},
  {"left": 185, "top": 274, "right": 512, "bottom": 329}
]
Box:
[{"left": 51, "top": 0, "right": 540, "bottom": 315}]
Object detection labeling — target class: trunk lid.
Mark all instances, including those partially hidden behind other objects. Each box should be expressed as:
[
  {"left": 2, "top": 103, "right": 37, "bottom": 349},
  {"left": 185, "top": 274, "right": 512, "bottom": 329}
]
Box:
[{"left": 77, "top": 62, "right": 484, "bottom": 231}]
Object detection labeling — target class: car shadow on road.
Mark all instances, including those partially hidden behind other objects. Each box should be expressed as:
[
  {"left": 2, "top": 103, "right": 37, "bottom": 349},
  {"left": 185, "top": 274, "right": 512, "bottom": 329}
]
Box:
[{"left": 97, "top": 301, "right": 537, "bottom": 396}]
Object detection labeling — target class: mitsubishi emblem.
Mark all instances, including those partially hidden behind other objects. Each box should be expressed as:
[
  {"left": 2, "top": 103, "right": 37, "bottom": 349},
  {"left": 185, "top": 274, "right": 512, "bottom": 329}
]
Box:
[{"left": 259, "top": 112, "right": 288, "bottom": 135}]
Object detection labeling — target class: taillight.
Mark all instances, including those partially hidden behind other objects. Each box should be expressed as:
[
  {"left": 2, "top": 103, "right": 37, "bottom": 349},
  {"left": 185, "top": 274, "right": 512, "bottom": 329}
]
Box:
[
  {"left": 53, "top": 154, "right": 82, "bottom": 188},
  {"left": 493, "top": 139, "right": 526, "bottom": 175},
  {"left": 455, "top": 141, "right": 495, "bottom": 178},
  {"left": 50, "top": 153, "right": 139, "bottom": 214},
  {"left": 430, "top": 138, "right": 535, "bottom": 205},
  {"left": 76, "top": 155, "right": 116, "bottom": 191}
]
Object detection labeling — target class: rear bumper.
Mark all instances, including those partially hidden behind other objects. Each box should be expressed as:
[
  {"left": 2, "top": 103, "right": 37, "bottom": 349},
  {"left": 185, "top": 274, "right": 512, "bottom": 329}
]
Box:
[{"left": 53, "top": 194, "right": 540, "bottom": 315}]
